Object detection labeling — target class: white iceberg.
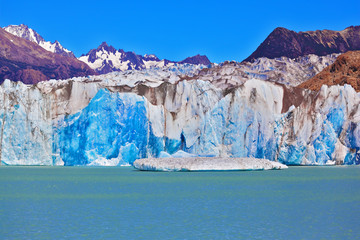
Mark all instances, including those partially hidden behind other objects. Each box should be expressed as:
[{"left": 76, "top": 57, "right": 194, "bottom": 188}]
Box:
[{"left": 133, "top": 157, "right": 288, "bottom": 171}]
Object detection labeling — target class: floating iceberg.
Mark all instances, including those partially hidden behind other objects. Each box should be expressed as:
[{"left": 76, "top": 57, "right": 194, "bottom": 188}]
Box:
[{"left": 133, "top": 157, "right": 288, "bottom": 171}]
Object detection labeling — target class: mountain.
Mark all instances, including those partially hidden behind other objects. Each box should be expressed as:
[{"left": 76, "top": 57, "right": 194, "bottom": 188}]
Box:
[
  {"left": 179, "top": 54, "right": 211, "bottom": 65},
  {"left": 79, "top": 42, "right": 151, "bottom": 74},
  {"left": 244, "top": 26, "right": 360, "bottom": 62},
  {"left": 4, "top": 24, "right": 75, "bottom": 58},
  {"left": 0, "top": 27, "right": 95, "bottom": 84},
  {"left": 299, "top": 51, "right": 360, "bottom": 91},
  {"left": 0, "top": 63, "right": 359, "bottom": 166},
  {"left": 78, "top": 42, "right": 211, "bottom": 74},
  {"left": 4, "top": 25, "right": 211, "bottom": 74}
]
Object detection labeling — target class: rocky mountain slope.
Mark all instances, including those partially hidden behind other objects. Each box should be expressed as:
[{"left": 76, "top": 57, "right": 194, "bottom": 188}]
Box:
[
  {"left": 299, "top": 51, "right": 360, "bottom": 91},
  {"left": 244, "top": 26, "right": 360, "bottom": 62},
  {"left": 0, "top": 28, "right": 95, "bottom": 84},
  {"left": 4, "top": 25, "right": 211, "bottom": 75},
  {"left": 78, "top": 42, "right": 211, "bottom": 74},
  {"left": 4, "top": 24, "right": 75, "bottom": 58},
  {"left": 0, "top": 64, "right": 359, "bottom": 166}
]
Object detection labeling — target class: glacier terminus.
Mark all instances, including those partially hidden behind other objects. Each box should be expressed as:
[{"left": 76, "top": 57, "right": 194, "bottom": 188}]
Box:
[{"left": 0, "top": 63, "right": 359, "bottom": 166}]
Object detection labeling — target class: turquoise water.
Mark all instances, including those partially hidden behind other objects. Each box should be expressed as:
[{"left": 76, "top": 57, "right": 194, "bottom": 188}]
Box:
[{"left": 0, "top": 166, "right": 359, "bottom": 239}]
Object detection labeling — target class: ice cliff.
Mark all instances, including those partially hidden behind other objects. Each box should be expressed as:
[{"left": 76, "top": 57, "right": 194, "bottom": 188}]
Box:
[{"left": 0, "top": 64, "right": 359, "bottom": 166}]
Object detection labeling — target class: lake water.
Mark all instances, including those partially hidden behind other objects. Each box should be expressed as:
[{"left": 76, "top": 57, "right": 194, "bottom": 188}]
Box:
[{"left": 0, "top": 166, "right": 359, "bottom": 239}]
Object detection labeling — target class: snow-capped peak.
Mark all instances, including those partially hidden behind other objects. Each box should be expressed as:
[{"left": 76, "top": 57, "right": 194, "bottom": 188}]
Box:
[
  {"left": 78, "top": 42, "right": 175, "bottom": 74},
  {"left": 96, "top": 42, "right": 117, "bottom": 54},
  {"left": 4, "top": 24, "right": 44, "bottom": 44},
  {"left": 3, "top": 24, "right": 75, "bottom": 58},
  {"left": 78, "top": 42, "right": 212, "bottom": 74}
]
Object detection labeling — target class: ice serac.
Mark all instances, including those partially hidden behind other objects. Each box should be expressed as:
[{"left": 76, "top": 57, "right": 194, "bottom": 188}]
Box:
[
  {"left": 0, "top": 64, "right": 360, "bottom": 166},
  {"left": 133, "top": 157, "right": 288, "bottom": 171},
  {"left": 190, "top": 54, "right": 338, "bottom": 87},
  {"left": 53, "top": 89, "right": 164, "bottom": 166},
  {"left": 0, "top": 80, "right": 53, "bottom": 165}
]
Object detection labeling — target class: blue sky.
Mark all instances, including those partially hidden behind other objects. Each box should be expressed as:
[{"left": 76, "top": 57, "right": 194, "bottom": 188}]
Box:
[{"left": 1, "top": 0, "right": 359, "bottom": 62}]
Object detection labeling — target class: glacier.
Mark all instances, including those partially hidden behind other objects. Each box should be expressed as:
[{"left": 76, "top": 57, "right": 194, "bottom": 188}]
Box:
[
  {"left": 194, "top": 53, "right": 338, "bottom": 88},
  {"left": 0, "top": 64, "right": 360, "bottom": 166}
]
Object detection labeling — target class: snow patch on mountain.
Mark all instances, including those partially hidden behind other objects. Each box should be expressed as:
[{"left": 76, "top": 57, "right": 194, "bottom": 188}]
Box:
[{"left": 4, "top": 24, "right": 75, "bottom": 58}]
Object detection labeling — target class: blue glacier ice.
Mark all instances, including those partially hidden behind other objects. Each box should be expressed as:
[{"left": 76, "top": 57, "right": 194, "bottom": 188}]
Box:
[
  {"left": 327, "top": 108, "right": 345, "bottom": 137},
  {"left": 0, "top": 80, "right": 53, "bottom": 165},
  {"left": 53, "top": 89, "right": 164, "bottom": 166},
  {"left": 1, "top": 75, "right": 360, "bottom": 166}
]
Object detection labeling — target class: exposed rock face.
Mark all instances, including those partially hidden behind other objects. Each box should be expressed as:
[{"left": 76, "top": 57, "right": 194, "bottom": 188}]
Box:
[
  {"left": 133, "top": 157, "right": 288, "bottom": 171},
  {"left": 299, "top": 51, "right": 360, "bottom": 92},
  {"left": 0, "top": 63, "right": 359, "bottom": 166},
  {"left": 0, "top": 28, "right": 96, "bottom": 84},
  {"left": 244, "top": 26, "right": 360, "bottom": 62},
  {"left": 4, "top": 24, "right": 75, "bottom": 58},
  {"left": 79, "top": 42, "right": 211, "bottom": 74}
]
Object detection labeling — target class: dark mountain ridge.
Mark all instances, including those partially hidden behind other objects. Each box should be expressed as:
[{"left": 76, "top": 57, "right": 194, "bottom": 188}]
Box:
[{"left": 244, "top": 26, "right": 360, "bottom": 62}]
